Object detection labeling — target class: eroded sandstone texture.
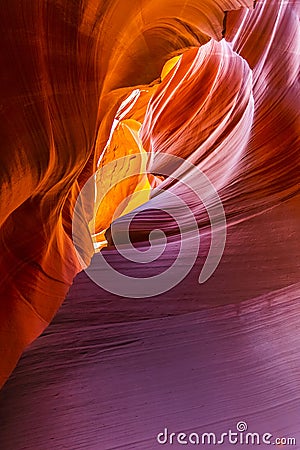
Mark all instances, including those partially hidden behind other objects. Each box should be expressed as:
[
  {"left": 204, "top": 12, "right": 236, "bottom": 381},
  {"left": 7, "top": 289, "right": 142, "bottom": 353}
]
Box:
[{"left": 0, "top": 0, "right": 299, "bottom": 394}]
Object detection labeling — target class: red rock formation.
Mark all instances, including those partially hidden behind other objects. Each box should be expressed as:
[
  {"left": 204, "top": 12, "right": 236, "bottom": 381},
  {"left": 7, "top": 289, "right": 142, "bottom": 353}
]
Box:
[{"left": 1, "top": 0, "right": 299, "bottom": 391}]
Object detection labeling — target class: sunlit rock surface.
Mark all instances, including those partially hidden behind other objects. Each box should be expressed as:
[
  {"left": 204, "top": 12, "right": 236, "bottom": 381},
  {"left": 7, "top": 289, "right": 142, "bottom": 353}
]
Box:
[
  {"left": 0, "top": 0, "right": 254, "bottom": 386},
  {"left": 0, "top": 0, "right": 299, "bottom": 448}
]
